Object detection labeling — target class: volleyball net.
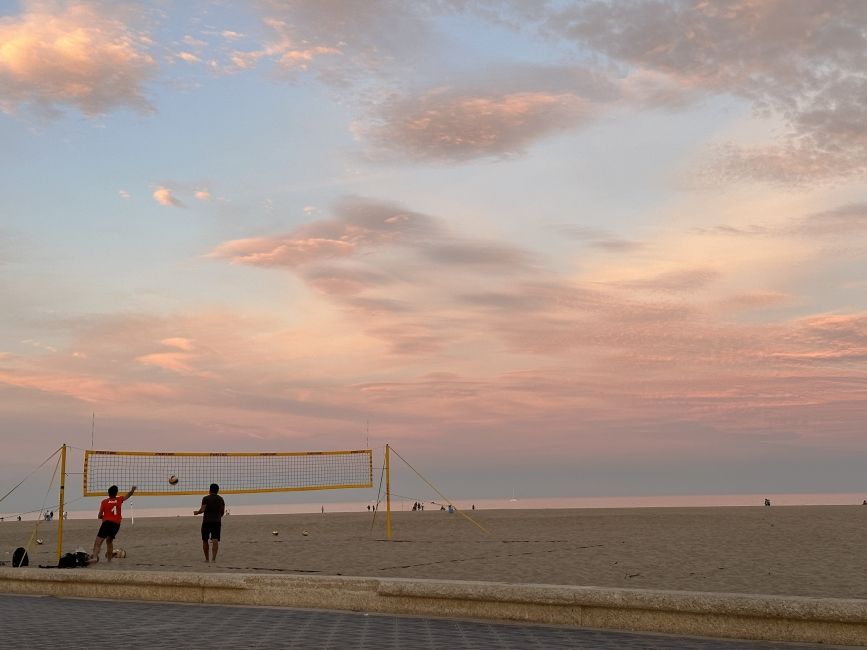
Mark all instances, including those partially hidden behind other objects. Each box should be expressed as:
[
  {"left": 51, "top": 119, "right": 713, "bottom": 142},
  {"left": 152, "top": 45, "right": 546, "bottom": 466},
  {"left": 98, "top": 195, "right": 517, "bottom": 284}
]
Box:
[{"left": 83, "top": 449, "right": 373, "bottom": 496}]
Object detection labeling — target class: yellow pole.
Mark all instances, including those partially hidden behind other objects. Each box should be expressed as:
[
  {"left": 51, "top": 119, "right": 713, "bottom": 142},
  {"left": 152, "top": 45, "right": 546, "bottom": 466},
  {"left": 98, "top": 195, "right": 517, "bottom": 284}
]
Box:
[
  {"left": 56, "top": 444, "right": 67, "bottom": 563},
  {"left": 385, "top": 444, "right": 392, "bottom": 540}
]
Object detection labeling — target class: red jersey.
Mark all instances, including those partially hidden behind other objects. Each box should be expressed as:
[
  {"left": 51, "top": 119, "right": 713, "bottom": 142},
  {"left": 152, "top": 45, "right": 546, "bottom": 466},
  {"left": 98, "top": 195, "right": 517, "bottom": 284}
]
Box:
[{"left": 99, "top": 495, "right": 125, "bottom": 523}]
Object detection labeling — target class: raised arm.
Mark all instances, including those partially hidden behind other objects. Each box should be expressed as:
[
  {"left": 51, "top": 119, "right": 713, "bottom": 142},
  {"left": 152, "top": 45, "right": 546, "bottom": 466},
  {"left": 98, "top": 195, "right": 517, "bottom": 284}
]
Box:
[{"left": 125, "top": 486, "right": 137, "bottom": 499}]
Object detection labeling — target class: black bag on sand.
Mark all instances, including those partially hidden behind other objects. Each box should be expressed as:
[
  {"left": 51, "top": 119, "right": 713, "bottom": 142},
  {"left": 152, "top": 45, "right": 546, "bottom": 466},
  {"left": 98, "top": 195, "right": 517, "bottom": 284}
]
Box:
[
  {"left": 12, "top": 547, "right": 28, "bottom": 567},
  {"left": 56, "top": 552, "right": 90, "bottom": 568}
]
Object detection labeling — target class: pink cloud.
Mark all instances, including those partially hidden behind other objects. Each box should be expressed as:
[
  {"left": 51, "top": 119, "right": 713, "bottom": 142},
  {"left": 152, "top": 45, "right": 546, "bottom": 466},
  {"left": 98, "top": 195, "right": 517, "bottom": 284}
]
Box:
[
  {"left": 153, "top": 186, "right": 184, "bottom": 208},
  {"left": 212, "top": 236, "right": 356, "bottom": 268},
  {"left": 6, "top": 194, "right": 867, "bottom": 467},
  {"left": 614, "top": 268, "right": 722, "bottom": 293},
  {"left": 160, "top": 337, "right": 194, "bottom": 351},
  {"left": 535, "top": 0, "right": 867, "bottom": 183},
  {"left": 176, "top": 51, "right": 201, "bottom": 64},
  {"left": 0, "top": 1, "right": 156, "bottom": 117},
  {"left": 233, "top": 2, "right": 433, "bottom": 83},
  {"left": 0, "top": 368, "right": 175, "bottom": 403},
  {"left": 719, "top": 292, "right": 791, "bottom": 312},
  {"left": 358, "top": 89, "right": 596, "bottom": 162},
  {"left": 211, "top": 197, "right": 440, "bottom": 269}
]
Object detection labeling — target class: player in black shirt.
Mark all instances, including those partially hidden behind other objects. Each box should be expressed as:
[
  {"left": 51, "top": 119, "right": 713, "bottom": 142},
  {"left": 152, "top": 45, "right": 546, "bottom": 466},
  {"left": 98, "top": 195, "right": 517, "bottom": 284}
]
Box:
[{"left": 193, "top": 483, "right": 226, "bottom": 564}]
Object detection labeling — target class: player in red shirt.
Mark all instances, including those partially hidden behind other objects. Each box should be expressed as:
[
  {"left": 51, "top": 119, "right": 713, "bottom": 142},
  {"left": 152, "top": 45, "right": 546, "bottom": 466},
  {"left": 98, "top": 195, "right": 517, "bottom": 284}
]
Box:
[{"left": 91, "top": 484, "right": 136, "bottom": 562}]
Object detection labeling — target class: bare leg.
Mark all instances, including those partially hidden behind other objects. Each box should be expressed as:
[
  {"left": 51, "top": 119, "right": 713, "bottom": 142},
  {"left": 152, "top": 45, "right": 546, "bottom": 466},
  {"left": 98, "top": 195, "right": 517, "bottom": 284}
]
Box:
[
  {"left": 211, "top": 540, "right": 219, "bottom": 563},
  {"left": 105, "top": 537, "right": 114, "bottom": 562},
  {"left": 202, "top": 540, "right": 210, "bottom": 562},
  {"left": 91, "top": 537, "right": 103, "bottom": 563}
]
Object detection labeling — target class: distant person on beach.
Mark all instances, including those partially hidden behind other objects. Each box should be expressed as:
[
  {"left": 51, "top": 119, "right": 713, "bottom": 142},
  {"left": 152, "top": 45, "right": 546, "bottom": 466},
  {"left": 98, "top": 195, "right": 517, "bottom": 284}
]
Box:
[
  {"left": 92, "top": 484, "right": 136, "bottom": 563},
  {"left": 193, "top": 483, "right": 225, "bottom": 564},
  {"left": 764, "top": 498, "right": 771, "bottom": 506}
]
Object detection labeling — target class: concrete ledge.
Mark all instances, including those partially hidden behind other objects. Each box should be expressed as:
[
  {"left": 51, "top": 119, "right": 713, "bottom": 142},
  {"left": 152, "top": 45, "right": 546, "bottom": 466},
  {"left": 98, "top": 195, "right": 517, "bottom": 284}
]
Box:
[{"left": 1, "top": 568, "right": 865, "bottom": 646}]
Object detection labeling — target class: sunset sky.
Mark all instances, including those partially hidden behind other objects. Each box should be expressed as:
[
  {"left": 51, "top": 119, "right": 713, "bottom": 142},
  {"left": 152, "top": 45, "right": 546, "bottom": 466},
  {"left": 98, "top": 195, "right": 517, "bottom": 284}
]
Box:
[{"left": 2, "top": 1, "right": 866, "bottom": 510}]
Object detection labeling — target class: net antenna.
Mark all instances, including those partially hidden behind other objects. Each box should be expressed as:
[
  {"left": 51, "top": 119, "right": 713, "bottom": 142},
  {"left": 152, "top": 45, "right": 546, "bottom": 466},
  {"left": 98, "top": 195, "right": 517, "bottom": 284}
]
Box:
[{"left": 83, "top": 449, "right": 373, "bottom": 496}]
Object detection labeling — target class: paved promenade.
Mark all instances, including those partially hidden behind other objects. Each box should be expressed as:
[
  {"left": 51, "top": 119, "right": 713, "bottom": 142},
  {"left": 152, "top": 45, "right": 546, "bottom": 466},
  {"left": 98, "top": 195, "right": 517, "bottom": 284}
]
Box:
[{"left": 0, "top": 595, "right": 852, "bottom": 649}]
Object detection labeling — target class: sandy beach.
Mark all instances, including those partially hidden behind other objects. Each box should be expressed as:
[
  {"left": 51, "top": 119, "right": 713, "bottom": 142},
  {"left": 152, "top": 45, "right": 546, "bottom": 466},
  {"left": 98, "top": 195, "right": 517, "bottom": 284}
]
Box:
[{"left": 2, "top": 506, "right": 865, "bottom": 600}]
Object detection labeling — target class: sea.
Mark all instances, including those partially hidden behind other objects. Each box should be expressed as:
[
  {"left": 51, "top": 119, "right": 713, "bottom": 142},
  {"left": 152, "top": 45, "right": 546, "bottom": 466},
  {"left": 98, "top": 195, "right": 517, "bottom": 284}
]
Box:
[{"left": 5, "top": 492, "right": 865, "bottom": 521}]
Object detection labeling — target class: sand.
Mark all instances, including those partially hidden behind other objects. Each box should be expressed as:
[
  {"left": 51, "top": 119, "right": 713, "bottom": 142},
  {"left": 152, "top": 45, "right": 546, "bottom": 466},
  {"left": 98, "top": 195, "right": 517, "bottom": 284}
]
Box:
[{"left": 2, "top": 506, "right": 865, "bottom": 599}]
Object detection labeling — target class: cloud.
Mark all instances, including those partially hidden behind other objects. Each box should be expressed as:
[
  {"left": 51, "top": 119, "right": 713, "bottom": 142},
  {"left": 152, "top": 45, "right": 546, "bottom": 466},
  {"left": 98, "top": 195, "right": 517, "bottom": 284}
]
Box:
[
  {"left": 6, "top": 199, "right": 867, "bottom": 463},
  {"left": 194, "top": 189, "right": 211, "bottom": 201},
  {"left": 719, "top": 292, "right": 790, "bottom": 312},
  {"left": 796, "top": 203, "right": 867, "bottom": 237},
  {"left": 232, "top": 1, "right": 435, "bottom": 83},
  {"left": 552, "top": 224, "right": 643, "bottom": 252},
  {"left": 354, "top": 63, "right": 620, "bottom": 162},
  {"left": 771, "top": 314, "right": 867, "bottom": 363},
  {"left": 698, "top": 202, "right": 867, "bottom": 240},
  {"left": 0, "top": 368, "right": 175, "bottom": 403},
  {"left": 212, "top": 197, "right": 440, "bottom": 269},
  {"left": 160, "top": 337, "right": 194, "bottom": 351},
  {"left": 213, "top": 236, "right": 356, "bottom": 268},
  {"left": 527, "top": 0, "right": 867, "bottom": 184},
  {"left": 230, "top": 40, "right": 340, "bottom": 72},
  {"left": 153, "top": 186, "right": 184, "bottom": 208},
  {"left": 0, "top": 1, "right": 157, "bottom": 117},
  {"left": 615, "top": 268, "right": 722, "bottom": 293},
  {"left": 358, "top": 89, "right": 596, "bottom": 162},
  {"left": 118, "top": 189, "right": 131, "bottom": 199},
  {"left": 209, "top": 198, "right": 736, "bottom": 361},
  {"left": 177, "top": 51, "right": 201, "bottom": 64}
]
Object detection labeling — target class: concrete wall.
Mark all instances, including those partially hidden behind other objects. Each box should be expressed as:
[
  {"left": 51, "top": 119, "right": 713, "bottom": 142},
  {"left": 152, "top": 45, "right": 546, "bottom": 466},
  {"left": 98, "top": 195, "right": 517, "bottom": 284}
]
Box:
[{"left": 1, "top": 568, "right": 865, "bottom": 646}]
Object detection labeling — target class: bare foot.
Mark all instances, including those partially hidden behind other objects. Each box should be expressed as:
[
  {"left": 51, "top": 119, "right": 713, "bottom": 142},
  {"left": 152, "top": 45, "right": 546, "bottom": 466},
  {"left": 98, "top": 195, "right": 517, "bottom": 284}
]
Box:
[{"left": 90, "top": 555, "right": 99, "bottom": 564}]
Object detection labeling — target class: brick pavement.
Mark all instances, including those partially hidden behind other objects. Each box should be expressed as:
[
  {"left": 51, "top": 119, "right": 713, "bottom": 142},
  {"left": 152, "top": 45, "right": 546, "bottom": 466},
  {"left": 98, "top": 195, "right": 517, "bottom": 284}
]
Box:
[{"left": 0, "top": 595, "right": 853, "bottom": 649}]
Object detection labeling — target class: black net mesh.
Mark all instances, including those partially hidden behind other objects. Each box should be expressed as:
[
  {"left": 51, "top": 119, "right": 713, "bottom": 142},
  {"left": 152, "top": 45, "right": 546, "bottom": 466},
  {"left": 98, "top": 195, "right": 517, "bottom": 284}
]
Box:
[{"left": 83, "top": 450, "right": 373, "bottom": 496}]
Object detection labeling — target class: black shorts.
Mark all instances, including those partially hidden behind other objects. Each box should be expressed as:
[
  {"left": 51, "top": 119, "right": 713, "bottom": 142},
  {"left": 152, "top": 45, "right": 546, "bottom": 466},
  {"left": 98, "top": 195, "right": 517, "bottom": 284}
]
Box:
[
  {"left": 201, "top": 521, "right": 221, "bottom": 541},
  {"left": 97, "top": 520, "right": 121, "bottom": 540}
]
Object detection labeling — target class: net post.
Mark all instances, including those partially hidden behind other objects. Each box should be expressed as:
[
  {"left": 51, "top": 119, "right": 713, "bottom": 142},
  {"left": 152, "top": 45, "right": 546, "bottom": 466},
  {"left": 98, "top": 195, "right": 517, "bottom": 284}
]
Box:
[
  {"left": 56, "top": 444, "right": 67, "bottom": 564},
  {"left": 385, "top": 444, "right": 392, "bottom": 540}
]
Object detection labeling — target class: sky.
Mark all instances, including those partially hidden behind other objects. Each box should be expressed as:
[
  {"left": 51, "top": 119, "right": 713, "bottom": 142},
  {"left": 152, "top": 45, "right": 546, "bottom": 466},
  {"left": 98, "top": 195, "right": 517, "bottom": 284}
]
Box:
[{"left": 2, "top": 0, "right": 867, "bottom": 512}]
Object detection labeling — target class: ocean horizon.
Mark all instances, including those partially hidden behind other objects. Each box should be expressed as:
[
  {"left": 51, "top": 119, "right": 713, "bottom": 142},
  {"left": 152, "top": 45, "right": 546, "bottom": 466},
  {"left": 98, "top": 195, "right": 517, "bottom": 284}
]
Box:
[{"left": 5, "top": 491, "right": 866, "bottom": 521}]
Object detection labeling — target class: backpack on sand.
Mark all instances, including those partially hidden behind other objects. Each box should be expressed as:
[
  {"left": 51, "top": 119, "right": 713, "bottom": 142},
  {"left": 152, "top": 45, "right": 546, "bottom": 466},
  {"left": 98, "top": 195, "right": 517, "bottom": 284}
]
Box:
[
  {"left": 57, "top": 552, "right": 89, "bottom": 568},
  {"left": 12, "top": 547, "right": 28, "bottom": 567}
]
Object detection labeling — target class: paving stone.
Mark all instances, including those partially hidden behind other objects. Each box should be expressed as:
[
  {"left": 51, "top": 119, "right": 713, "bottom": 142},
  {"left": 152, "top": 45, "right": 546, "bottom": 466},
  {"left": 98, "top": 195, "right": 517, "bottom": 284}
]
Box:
[{"left": 0, "top": 594, "right": 850, "bottom": 649}]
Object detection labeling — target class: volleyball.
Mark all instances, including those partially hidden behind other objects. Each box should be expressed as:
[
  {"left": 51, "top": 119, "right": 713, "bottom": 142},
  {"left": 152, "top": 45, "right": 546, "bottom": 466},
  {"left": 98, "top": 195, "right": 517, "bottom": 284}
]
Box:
[
  {"left": 302, "top": 530, "right": 309, "bottom": 536},
  {"left": 168, "top": 475, "right": 179, "bottom": 485},
  {"left": 112, "top": 548, "right": 126, "bottom": 558}
]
